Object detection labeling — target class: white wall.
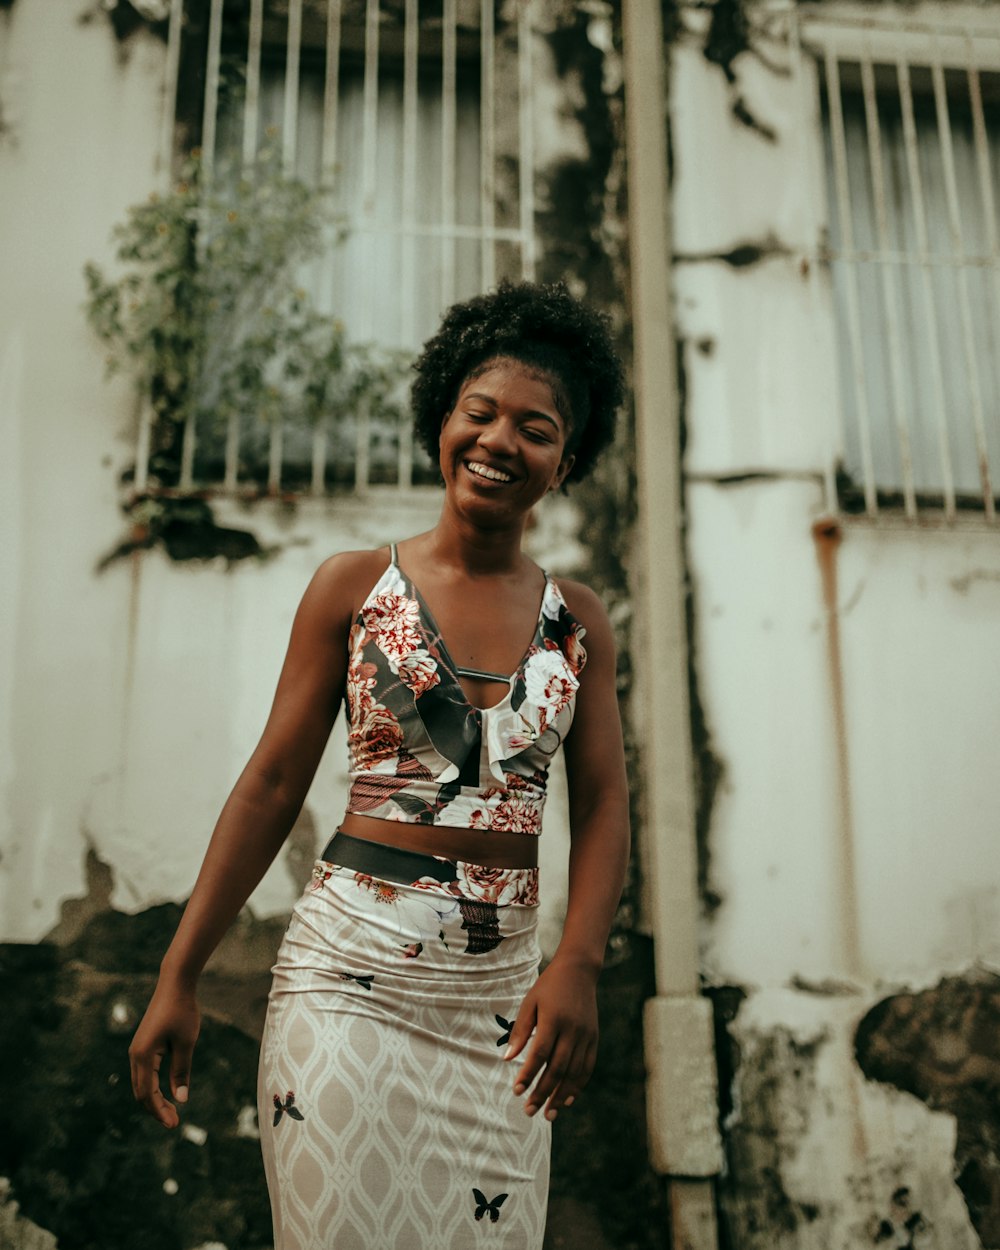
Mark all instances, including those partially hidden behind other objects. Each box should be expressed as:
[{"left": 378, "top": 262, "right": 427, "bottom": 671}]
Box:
[
  {"left": 0, "top": 1, "right": 576, "bottom": 958},
  {"left": 669, "top": 3, "right": 1000, "bottom": 1240}
]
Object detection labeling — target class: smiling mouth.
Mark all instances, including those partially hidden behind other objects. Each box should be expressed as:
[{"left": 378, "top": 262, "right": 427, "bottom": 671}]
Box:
[{"left": 465, "top": 461, "right": 514, "bottom": 484}]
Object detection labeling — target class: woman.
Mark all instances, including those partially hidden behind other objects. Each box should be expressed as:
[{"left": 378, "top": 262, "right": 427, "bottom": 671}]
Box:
[{"left": 130, "top": 280, "right": 630, "bottom": 1250}]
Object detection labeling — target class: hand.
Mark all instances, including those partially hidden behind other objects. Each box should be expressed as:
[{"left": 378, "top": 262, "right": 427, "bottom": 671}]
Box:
[
  {"left": 504, "top": 956, "right": 599, "bottom": 1121},
  {"left": 129, "top": 979, "right": 201, "bottom": 1129}
]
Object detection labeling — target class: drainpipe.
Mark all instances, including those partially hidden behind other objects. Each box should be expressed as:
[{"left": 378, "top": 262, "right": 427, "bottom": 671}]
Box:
[{"left": 621, "top": 3, "right": 723, "bottom": 1247}]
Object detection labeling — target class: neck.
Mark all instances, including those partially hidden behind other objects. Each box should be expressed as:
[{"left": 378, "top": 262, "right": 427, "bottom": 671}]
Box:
[{"left": 423, "top": 506, "right": 530, "bottom": 576}]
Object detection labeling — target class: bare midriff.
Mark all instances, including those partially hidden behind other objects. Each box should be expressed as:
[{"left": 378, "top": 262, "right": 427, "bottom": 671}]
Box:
[{"left": 339, "top": 812, "right": 539, "bottom": 868}]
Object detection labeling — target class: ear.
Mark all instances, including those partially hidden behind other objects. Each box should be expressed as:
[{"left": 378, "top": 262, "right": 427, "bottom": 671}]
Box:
[{"left": 550, "top": 453, "right": 575, "bottom": 492}]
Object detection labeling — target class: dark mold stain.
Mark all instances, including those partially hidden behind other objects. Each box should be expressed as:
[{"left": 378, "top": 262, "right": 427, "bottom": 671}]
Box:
[
  {"left": 675, "top": 235, "right": 793, "bottom": 267},
  {"left": 712, "top": 1022, "right": 829, "bottom": 1248},
  {"left": 548, "top": 934, "right": 671, "bottom": 1250},
  {"left": 866, "top": 1185, "right": 930, "bottom": 1248},
  {"left": 700, "top": 0, "right": 779, "bottom": 142},
  {"left": 0, "top": 896, "right": 284, "bottom": 1250},
  {"left": 78, "top": 0, "right": 170, "bottom": 54},
  {"left": 1, "top": 881, "right": 666, "bottom": 1250},
  {"left": 856, "top": 973, "right": 1000, "bottom": 1247},
  {"left": 677, "top": 337, "right": 726, "bottom": 913},
  {"left": 539, "top": 10, "right": 624, "bottom": 308},
  {"left": 836, "top": 461, "right": 1000, "bottom": 517},
  {"left": 703, "top": 0, "right": 750, "bottom": 83},
  {"left": 98, "top": 496, "right": 270, "bottom": 570}
]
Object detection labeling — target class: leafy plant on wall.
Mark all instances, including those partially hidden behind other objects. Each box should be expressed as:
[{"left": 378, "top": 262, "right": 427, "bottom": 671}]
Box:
[{"left": 85, "top": 147, "right": 409, "bottom": 497}]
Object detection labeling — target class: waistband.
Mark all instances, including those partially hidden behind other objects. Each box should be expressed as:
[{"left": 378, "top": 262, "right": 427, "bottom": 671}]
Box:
[
  {"left": 319, "top": 831, "right": 459, "bottom": 887},
  {"left": 316, "top": 831, "right": 540, "bottom": 909}
]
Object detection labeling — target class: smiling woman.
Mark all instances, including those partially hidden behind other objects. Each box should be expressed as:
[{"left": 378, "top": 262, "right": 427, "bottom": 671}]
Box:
[{"left": 129, "top": 280, "right": 630, "bottom": 1250}]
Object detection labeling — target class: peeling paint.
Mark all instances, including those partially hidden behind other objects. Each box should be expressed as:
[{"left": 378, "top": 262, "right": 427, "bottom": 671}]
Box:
[
  {"left": 0, "top": 909, "right": 273, "bottom": 1248},
  {"left": 700, "top": 0, "right": 779, "bottom": 141},
  {"left": 714, "top": 1014, "right": 829, "bottom": 1247},
  {"left": 856, "top": 973, "right": 1000, "bottom": 1248},
  {"left": 675, "top": 234, "right": 793, "bottom": 267},
  {"left": 97, "top": 496, "right": 271, "bottom": 570},
  {"left": 0, "top": 1179, "right": 56, "bottom": 1250},
  {"left": 78, "top": 0, "right": 170, "bottom": 46}
]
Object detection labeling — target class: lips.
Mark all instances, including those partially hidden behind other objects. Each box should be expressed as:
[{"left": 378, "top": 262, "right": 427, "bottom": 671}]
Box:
[{"left": 464, "top": 460, "right": 514, "bottom": 484}]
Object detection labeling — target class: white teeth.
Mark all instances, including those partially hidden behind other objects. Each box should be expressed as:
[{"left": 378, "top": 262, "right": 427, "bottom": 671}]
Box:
[{"left": 466, "top": 461, "right": 512, "bottom": 483}]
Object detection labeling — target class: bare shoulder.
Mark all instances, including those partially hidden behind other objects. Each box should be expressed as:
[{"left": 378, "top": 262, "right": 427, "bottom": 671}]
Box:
[
  {"left": 554, "top": 577, "right": 614, "bottom": 640},
  {"left": 298, "top": 546, "right": 393, "bottom": 630}
]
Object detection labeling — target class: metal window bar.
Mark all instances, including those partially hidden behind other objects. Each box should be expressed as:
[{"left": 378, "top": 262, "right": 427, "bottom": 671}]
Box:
[
  {"left": 179, "top": 0, "right": 225, "bottom": 494},
  {"left": 860, "top": 51, "right": 917, "bottom": 518},
  {"left": 480, "top": 0, "right": 496, "bottom": 291},
  {"left": 896, "top": 56, "right": 955, "bottom": 520},
  {"left": 823, "top": 49, "right": 878, "bottom": 517},
  {"left": 135, "top": 0, "right": 186, "bottom": 496},
  {"left": 146, "top": 0, "right": 540, "bottom": 499},
  {"left": 930, "top": 53, "right": 995, "bottom": 520},
  {"left": 396, "top": 0, "right": 419, "bottom": 490},
  {"left": 808, "top": 14, "right": 1000, "bottom": 524},
  {"left": 518, "top": 0, "right": 536, "bottom": 281}
]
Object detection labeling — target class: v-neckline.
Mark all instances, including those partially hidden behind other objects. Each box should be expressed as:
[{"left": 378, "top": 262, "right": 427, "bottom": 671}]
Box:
[{"left": 394, "top": 554, "right": 549, "bottom": 715}]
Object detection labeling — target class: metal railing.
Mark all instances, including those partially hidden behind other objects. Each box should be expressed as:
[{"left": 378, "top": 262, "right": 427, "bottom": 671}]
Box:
[
  {"left": 800, "top": 9, "right": 1000, "bottom": 524},
  {"left": 137, "top": 0, "right": 540, "bottom": 497}
]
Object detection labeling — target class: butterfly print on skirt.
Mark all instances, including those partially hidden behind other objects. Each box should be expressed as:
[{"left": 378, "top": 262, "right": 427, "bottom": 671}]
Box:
[
  {"left": 273, "top": 1091, "right": 305, "bottom": 1126},
  {"left": 495, "top": 1014, "right": 514, "bottom": 1047},
  {"left": 472, "top": 1189, "right": 508, "bottom": 1223}
]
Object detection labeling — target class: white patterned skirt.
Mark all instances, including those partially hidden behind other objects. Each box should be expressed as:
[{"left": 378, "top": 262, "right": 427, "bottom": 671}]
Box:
[{"left": 258, "top": 833, "right": 550, "bottom": 1250}]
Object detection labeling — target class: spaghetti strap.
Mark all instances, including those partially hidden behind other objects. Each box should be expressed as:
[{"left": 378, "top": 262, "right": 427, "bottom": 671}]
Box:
[{"left": 389, "top": 542, "right": 398, "bottom": 565}]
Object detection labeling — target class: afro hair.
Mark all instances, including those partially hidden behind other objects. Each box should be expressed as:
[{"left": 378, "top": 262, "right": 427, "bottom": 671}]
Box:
[{"left": 410, "top": 280, "right": 625, "bottom": 484}]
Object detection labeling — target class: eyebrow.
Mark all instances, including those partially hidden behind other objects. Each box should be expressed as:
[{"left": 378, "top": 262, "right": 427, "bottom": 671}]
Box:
[{"left": 463, "top": 392, "right": 563, "bottom": 432}]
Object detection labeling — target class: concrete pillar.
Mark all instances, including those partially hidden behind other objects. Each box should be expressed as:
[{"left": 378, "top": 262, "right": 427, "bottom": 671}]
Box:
[{"left": 622, "top": 2, "right": 723, "bottom": 1244}]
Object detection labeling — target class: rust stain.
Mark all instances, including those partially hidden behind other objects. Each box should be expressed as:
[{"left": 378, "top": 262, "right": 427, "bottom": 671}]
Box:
[
  {"left": 813, "top": 516, "right": 869, "bottom": 1165},
  {"left": 812, "top": 517, "right": 861, "bottom": 979}
]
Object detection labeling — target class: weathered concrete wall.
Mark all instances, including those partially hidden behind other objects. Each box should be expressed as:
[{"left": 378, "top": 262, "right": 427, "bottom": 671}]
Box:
[
  {"left": 0, "top": 3, "right": 663, "bottom": 1249},
  {"left": 0, "top": 1, "right": 574, "bottom": 955},
  {"left": 671, "top": 2, "right": 1000, "bottom": 1245}
]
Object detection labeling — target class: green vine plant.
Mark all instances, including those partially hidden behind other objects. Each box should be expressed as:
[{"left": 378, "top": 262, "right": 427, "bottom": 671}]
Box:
[{"left": 85, "top": 147, "right": 411, "bottom": 494}]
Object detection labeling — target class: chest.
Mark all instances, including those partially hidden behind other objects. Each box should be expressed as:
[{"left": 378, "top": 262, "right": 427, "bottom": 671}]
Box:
[{"left": 416, "top": 579, "right": 545, "bottom": 677}]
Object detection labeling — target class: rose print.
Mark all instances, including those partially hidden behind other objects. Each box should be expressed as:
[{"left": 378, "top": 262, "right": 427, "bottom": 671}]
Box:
[
  {"left": 349, "top": 702, "right": 404, "bottom": 769},
  {"left": 393, "top": 647, "right": 441, "bottom": 697}
]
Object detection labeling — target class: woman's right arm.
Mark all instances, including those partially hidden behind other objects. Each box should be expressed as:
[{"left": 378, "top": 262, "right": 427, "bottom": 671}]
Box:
[{"left": 129, "top": 553, "right": 364, "bottom": 1128}]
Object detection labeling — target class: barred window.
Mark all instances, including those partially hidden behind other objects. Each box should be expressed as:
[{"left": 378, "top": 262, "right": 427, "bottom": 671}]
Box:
[
  {"left": 818, "top": 28, "right": 1000, "bottom": 523},
  {"left": 139, "top": 0, "right": 539, "bottom": 497}
]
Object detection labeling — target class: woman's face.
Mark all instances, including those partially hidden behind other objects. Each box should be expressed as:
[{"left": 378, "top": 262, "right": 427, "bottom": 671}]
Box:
[{"left": 438, "top": 359, "right": 575, "bottom": 522}]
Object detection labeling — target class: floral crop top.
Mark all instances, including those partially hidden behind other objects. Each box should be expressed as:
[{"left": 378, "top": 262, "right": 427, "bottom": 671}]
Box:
[{"left": 344, "top": 546, "right": 587, "bottom": 833}]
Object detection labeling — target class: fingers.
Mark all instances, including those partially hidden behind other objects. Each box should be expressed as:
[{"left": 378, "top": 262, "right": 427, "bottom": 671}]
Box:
[
  {"left": 518, "top": 1036, "right": 578, "bottom": 1120},
  {"left": 502, "top": 997, "right": 537, "bottom": 1064},
  {"left": 129, "top": 1044, "right": 180, "bottom": 1129},
  {"left": 169, "top": 1044, "right": 194, "bottom": 1106},
  {"left": 543, "top": 1038, "right": 598, "bottom": 1119},
  {"left": 512, "top": 1032, "right": 597, "bottom": 1121}
]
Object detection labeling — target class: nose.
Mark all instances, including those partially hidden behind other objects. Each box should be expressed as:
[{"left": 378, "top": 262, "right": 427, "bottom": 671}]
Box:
[{"left": 477, "top": 416, "right": 517, "bottom": 457}]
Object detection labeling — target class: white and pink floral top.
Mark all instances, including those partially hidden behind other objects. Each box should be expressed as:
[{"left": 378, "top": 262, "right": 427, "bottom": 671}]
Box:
[{"left": 344, "top": 546, "right": 587, "bottom": 834}]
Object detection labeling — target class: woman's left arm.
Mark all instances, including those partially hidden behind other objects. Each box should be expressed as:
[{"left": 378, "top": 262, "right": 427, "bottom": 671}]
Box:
[{"left": 505, "top": 582, "right": 631, "bottom": 1120}]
